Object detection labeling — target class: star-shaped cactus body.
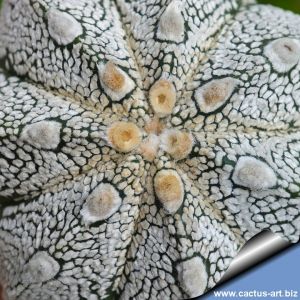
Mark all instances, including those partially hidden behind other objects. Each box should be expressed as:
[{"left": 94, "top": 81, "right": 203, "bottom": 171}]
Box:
[{"left": 0, "top": 0, "right": 300, "bottom": 299}]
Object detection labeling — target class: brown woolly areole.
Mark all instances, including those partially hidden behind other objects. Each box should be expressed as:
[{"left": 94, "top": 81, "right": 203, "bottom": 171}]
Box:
[
  {"left": 204, "top": 83, "right": 228, "bottom": 105},
  {"left": 107, "top": 121, "right": 142, "bottom": 153},
  {"left": 80, "top": 183, "right": 122, "bottom": 223},
  {"left": 154, "top": 169, "right": 184, "bottom": 214},
  {"left": 149, "top": 79, "right": 176, "bottom": 117},
  {"left": 160, "top": 129, "right": 193, "bottom": 160},
  {"left": 98, "top": 61, "right": 135, "bottom": 101},
  {"left": 102, "top": 61, "right": 125, "bottom": 91},
  {"left": 195, "top": 78, "right": 239, "bottom": 113}
]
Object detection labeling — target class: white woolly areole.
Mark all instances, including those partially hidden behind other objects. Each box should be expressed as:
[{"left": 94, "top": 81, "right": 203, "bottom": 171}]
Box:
[
  {"left": 264, "top": 37, "right": 300, "bottom": 73},
  {"left": 160, "top": 129, "right": 193, "bottom": 160},
  {"left": 22, "top": 251, "right": 60, "bottom": 284},
  {"left": 139, "top": 134, "right": 160, "bottom": 161},
  {"left": 145, "top": 134, "right": 160, "bottom": 151},
  {"left": 46, "top": 8, "right": 83, "bottom": 46},
  {"left": 154, "top": 169, "right": 184, "bottom": 214},
  {"left": 98, "top": 62, "right": 135, "bottom": 101},
  {"left": 21, "top": 120, "right": 62, "bottom": 150},
  {"left": 81, "top": 183, "right": 122, "bottom": 223},
  {"left": 232, "top": 156, "right": 277, "bottom": 190},
  {"left": 157, "top": 1, "right": 185, "bottom": 42},
  {"left": 195, "top": 78, "right": 239, "bottom": 114},
  {"left": 176, "top": 256, "right": 208, "bottom": 297}
]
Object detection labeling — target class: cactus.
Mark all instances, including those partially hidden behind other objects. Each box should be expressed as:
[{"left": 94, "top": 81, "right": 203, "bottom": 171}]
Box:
[{"left": 0, "top": 0, "right": 300, "bottom": 299}]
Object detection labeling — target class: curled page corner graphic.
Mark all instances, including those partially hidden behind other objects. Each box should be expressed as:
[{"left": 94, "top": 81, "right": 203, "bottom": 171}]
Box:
[{"left": 206, "top": 231, "right": 292, "bottom": 295}]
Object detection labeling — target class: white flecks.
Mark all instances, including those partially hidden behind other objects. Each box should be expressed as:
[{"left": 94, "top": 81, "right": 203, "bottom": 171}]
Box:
[
  {"left": 177, "top": 256, "right": 208, "bottom": 297},
  {"left": 264, "top": 38, "right": 300, "bottom": 73},
  {"left": 195, "top": 78, "right": 239, "bottom": 114},
  {"left": 81, "top": 183, "right": 122, "bottom": 223},
  {"left": 20, "top": 120, "right": 62, "bottom": 150},
  {"left": 22, "top": 251, "right": 60, "bottom": 284},
  {"left": 160, "top": 129, "right": 193, "bottom": 160},
  {"left": 157, "top": 1, "right": 185, "bottom": 42},
  {"left": 154, "top": 169, "right": 184, "bottom": 214},
  {"left": 46, "top": 8, "right": 83, "bottom": 46},
  {"left": 232, "top": 156, "right": 277, "bottom": 190},
  {"left": 98, "top": 62, "right": 135, "bottom": 101}
]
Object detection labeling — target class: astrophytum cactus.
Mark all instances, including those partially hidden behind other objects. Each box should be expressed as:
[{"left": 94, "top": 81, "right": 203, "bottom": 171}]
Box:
[{"left": 0, "top": 0, "right": 300, "bottom": 299}]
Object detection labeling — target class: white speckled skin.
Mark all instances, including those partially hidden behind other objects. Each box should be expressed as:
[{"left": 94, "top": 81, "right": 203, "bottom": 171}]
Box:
[{"left": 0, "top": 0, "right": 300, "bottom": 299}]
